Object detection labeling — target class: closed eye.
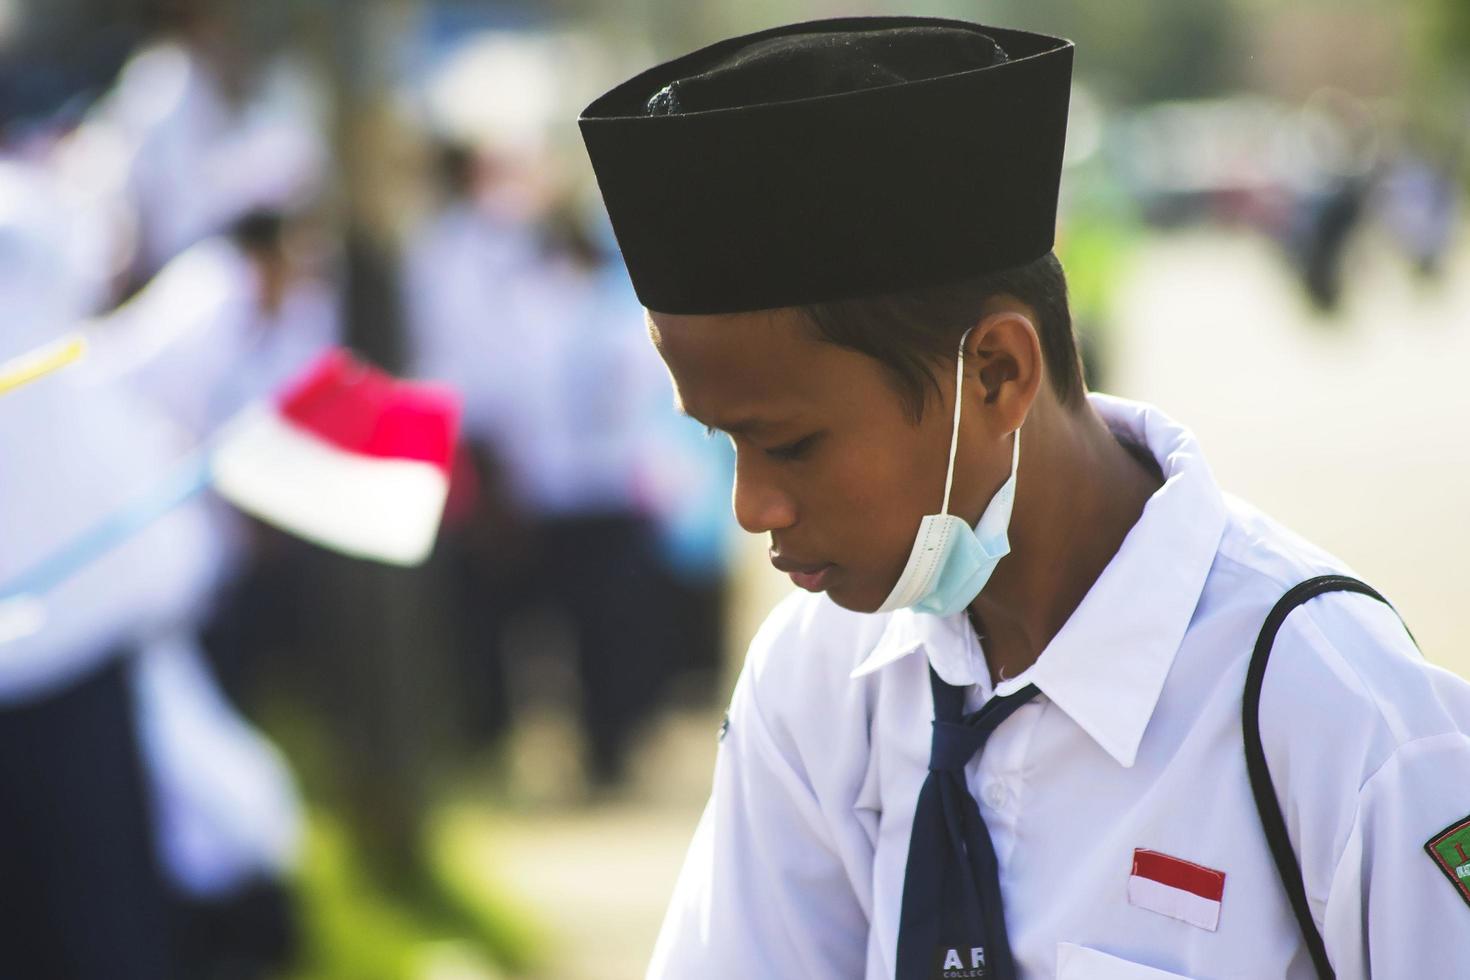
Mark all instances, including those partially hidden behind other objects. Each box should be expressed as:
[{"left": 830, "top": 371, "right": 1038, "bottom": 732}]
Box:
[{"left": 766, "top": 434, "right": 820, "bottom": 462}]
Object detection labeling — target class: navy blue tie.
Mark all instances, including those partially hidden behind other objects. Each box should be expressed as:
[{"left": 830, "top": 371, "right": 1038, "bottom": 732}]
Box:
[{"left": 896, "top": 667, "right": 1040, "bottom": 980}]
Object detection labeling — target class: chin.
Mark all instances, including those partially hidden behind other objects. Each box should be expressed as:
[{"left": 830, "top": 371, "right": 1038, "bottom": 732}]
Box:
[{"left": 822, "top": 582, "right": 887, "bottom": 615}]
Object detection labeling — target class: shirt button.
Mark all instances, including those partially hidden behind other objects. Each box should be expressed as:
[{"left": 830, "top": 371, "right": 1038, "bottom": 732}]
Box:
[{"left": 982, "top": 781, "right": 1009, "bottom": 810}]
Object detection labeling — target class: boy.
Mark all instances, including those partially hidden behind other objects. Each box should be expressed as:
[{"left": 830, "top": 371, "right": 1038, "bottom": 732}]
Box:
[{"left": 579, "top": 16, "right": 1470, "bottom": 979}]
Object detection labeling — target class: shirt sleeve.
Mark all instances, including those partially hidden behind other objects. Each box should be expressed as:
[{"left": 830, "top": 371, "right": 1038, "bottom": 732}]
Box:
[
  {"left": 1323, "top": 731, "right": 1470, "bottom": 977},
  {"left": 646, "top": 655, "right": 870, "bottom": 980}
]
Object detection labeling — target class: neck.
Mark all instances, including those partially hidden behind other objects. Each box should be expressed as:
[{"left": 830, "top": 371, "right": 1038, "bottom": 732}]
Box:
[{"left": 968, "top": 395, "right": 1162, "bottom": 687}]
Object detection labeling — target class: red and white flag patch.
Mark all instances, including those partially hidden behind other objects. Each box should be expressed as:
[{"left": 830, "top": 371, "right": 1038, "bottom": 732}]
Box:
[{"left": 1127, "top": 849, "right": 1226, "bottom": 932}]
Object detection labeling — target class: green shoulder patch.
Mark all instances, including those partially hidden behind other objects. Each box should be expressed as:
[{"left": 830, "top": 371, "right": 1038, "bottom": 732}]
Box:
[{"left": 1424, "top": 816, "right": 1470, "bottom": 909}]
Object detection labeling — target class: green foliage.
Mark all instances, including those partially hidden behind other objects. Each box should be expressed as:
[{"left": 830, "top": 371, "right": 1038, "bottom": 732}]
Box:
[
  {"left": 1420, "top": 0, "right": 1470, "bottom": 73},
  {"left": 257, "top": 701, "right": 544, "bottom": 980},
  {"left": 928, "top": 0, "right": 1247, "bottom": 102},
  {"left": 285, "top": 809, "right": 544, "bottom": 980},
  {"left": 288, "top": 814, "right": 427, "bottom": 980},
  {"left": 426, "top": 807, "right": 547, "bottom": 976}
]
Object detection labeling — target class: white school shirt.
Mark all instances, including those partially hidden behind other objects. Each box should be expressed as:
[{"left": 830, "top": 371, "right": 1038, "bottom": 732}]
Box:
[
  {"left": 649, "top": 393, "right": 1470, "bottom": 980},
  {"left": 0, "top": 161, "right": 221, "bottom": 700},
  {"left": 95, "top": 40, "right": 325, "bottom": 272},
  {"left": 405, "top": 207, "right": 672, "bottom": 518},
  {"left": 89, "top": 236, "right": 338, "bottom": 440},
  {"left": 402, "top": 200, "right": 535, "bottom": 449}
]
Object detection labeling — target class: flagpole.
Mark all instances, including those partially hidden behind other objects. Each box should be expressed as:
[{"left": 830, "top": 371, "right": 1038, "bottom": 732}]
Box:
[{"left": 0, "top": 334, "right": 87, "bottom": 397}]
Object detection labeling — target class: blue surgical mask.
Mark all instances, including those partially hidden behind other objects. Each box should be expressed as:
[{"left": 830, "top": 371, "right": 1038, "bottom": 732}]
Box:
[{"left": 875, "top": 329, "right": 1020, "bottom": 618}]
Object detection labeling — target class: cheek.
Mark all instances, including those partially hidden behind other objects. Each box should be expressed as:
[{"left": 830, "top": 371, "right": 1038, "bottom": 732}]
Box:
[
  {"left": 832, "top": 460, "right": 928, "bottom": 545},
  {"left": 829, "top": 411, "right": 948, "bottom": 543},
  {"left": 805, "top": 430, "right": 940, "bottom": 608}
]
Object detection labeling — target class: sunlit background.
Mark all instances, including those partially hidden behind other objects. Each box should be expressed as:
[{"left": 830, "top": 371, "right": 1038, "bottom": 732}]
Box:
[{"left": 1, "top": 1, "right": 1467, "bottom": 978}]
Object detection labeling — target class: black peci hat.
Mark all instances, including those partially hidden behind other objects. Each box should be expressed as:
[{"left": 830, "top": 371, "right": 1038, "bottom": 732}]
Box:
[{"left": 579, "top": 16, "right": 1073, "bottom": 315}]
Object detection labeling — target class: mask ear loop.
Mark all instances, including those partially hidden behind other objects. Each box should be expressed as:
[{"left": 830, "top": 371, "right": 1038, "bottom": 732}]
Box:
[
  {"left": 940, "top": 326, "right": 1021, "bottom": 517},
  {"left": 940, "top": 328, "right": 975, "bottom": 516}
]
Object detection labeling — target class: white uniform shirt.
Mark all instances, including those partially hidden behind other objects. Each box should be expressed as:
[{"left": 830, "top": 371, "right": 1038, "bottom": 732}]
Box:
[
  {"left": 90, "top": 236, "right": 338, "bottom": 440},
  {"left": 95, "top": 41, "right": 325, "bottom": 271},
  {"left": 402, "top": 200, "right": 535, "bottom": 445},
  {"left": 497, "top": 259, "right": 671, "bottom": 516},
  {"left": 404, "top": 206, "right": 671, "bottom": 518},
  {"left": 0, "top": 162, "right": 222, "bottom": 700},
  {"left": 650, "top": 393, "right": 1470, "bottom": 980}
]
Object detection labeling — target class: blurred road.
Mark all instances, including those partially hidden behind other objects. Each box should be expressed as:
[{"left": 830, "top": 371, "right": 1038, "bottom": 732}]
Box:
[
  {"left": 478, "top": 228, "right": 1470, "bottom": 980},
  {"left": 1113, "top": 229, "right": 1469, "bottom": 673}
]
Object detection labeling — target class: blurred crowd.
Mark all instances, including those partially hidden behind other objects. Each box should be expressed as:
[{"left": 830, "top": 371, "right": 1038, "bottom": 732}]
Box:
[
  {"left": 1, "top": 3, "right": 732, "bottom": 977},
  {"left": 1, "top": 1, "right": 1466, "bottom": 978},
  {"left": 1108, "top": 90, "right": 1465, "bottom": 313}
]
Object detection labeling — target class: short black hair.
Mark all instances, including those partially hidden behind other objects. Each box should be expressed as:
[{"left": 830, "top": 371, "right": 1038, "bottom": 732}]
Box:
[
  {"left": 800, "top": 251, "right": 1083, "bottom": 421},
  {"left": 228, "top": 209, "right": 285, "bottom": 257},
  {"left": 434, "top": 141, "right": 477, "bottom": 200}
]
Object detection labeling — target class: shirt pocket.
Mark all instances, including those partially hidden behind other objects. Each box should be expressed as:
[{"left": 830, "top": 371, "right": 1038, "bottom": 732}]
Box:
[{"left": 1056, "top": 943, "right": 1198, "bottom": 980}]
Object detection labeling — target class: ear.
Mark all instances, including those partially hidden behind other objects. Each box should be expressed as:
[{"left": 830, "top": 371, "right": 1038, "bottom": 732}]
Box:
[{"left": 961, "top": 305, "right": 1043, "bottom": 437}]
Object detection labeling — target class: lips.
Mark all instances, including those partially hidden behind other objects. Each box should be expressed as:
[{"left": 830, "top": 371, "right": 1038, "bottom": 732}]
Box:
[{"left": 769, "top": 550, "right": 834, "bottom": 593}]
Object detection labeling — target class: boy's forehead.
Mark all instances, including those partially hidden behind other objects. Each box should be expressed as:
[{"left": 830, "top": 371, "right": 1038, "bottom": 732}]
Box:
[
  {"left": 648, "top": 306, "right": 816, "bottom": 364},
  {"left": 648, "top": 306, "right": 892, "bottom": 428}
]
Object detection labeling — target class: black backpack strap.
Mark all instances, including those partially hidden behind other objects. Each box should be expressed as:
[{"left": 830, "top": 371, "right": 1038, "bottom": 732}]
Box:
[{"left": 1243, "top": 574, "right": 1412, "bottom": 980}]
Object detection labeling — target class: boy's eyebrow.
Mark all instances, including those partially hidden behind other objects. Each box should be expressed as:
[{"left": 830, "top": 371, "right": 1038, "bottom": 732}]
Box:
[{"left": 675, "top": 405, "right": 776, "bottom": 437}]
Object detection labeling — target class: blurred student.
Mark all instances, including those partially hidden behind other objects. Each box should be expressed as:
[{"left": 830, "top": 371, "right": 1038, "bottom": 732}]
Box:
[
  {"left": 78, "top": 0, "right": 324, "bottom": 285},
  {"left": 1378, "top": 136, "right": 1462, "bottom": 281},
  {"left": 90, "top": 210, "right": 338, "bottom": 441},
  {"left": 0, "top": 160, "right": 299, "bottom": 980},
  {"left": 404, "top": 148, "right": 682, "bottom": 782},
  {"left": 505, "top": 206, "right": 685, "bottom": 785},
  {"left": 88, "top": 214, "right": 338, "bottom": 732},
  {"left": 403, "top": 141, "right": 541, "bottom": 746}
]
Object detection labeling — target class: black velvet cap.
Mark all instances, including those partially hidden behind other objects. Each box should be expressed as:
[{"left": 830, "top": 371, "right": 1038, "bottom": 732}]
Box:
[{"left": 579, "top": 16, "right": 1074, "bottom": 315}]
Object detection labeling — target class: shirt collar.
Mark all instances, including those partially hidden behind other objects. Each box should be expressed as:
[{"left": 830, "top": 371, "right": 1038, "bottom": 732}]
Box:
[
  {"left": 852, "top": 606, "right": 985, "bottom": 688},
  {"left": 850, "top": 393, "right": 1229, "bottom": 768}
]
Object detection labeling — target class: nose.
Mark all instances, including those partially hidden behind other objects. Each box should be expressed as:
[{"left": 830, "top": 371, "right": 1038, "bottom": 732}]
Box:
[{"left": 731, "top": 454, "right": 797, "bottom": 535}]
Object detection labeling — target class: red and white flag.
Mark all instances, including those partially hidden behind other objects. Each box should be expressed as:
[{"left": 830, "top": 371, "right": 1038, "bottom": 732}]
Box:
[
  {"left": 211, "top": 349, "right": 460, "bottom": 566},
  {"left": 1126, "top": 848, "right": 1226, "bottom": 932}
]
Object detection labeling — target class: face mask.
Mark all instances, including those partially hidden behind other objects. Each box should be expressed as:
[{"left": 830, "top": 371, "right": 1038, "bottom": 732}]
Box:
[{"left": 874, "top": 330, "right": 1020, "bottom": 618}]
